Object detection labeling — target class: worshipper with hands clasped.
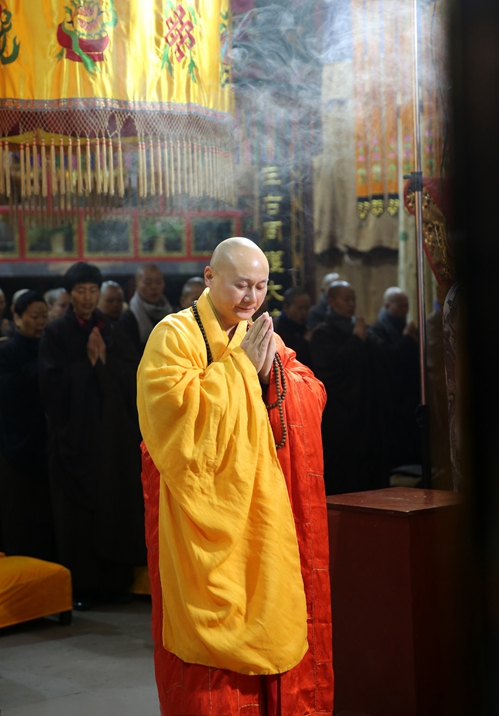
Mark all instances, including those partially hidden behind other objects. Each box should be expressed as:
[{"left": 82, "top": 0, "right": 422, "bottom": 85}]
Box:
[
  {"left": 120, "top": 263, "right": 172, "bottom": 354},
  {"left": 39, "top": 262, "right": 146, "bottom": 610},
  {"left": 137, "top": 238, "right": 333, "bottom": 716},
  {"left": 0, "top": 291, "right": 57, "bottom": 562},
  {"left": 310, "top": 281, "right": 390, "bottom": 496},
  {"left": 274, "top": 286, "right": 313, "bottom": 367},
  {"left": 369, "top": 287, "right": 421, "bottom": 468}
]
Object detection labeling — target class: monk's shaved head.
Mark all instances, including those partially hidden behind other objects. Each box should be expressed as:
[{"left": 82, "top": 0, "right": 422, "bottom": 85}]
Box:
[
  {"left": 205, "top": 238, "right": 269, "bottom": 331},
  {"left": 210, "top": 237, "right": 269, "bottom": 274},
  {"left": 383, "top": 286, "right": 406, "bottom": 305},
  {"left": 383, "top": 286, "right": 409, "bottom": 319}
]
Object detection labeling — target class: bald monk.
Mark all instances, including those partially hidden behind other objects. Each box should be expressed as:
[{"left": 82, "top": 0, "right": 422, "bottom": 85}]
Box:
[{"left": 137, "top": 238, "right": 333, "bottom": 715}]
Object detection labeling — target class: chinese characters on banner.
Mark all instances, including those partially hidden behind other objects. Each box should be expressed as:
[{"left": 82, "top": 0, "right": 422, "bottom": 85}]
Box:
[{"left": 259, "top": 165, "right": 292, "bottom": 316}]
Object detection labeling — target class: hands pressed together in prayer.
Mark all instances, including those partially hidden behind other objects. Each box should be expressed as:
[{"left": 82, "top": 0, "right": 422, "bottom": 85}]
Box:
[
  {"left": 87, "top": 326, "right": 106, "bottom": 366},
  {"left": 404, "top": 321, "right": 418, "bottom": 341},
  {"left": 353, "top": 316, "right": 367, "bottom": 341},
  {"left": 240, "top": 312, "right": 275, "bottom": 385}
]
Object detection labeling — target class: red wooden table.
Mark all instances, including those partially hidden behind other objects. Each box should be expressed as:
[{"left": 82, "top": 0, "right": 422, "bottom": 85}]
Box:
[{"left": 327, "top": 487, "right": 462, "bottom": 716}]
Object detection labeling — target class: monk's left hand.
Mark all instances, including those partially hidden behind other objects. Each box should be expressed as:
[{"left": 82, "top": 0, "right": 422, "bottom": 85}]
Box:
[{"left": 258, "top": 332, "right": 276, "bottom": 385}]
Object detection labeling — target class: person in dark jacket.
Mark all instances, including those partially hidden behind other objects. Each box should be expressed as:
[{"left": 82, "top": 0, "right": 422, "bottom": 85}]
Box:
[
  {"left": 0, "top": 291, "right": 57, "bottom": 561},
  {"left": 369, "top": 287, "right": 421, "bottom": 468},
  {"left": 39, "top": 262, "right": 146, "bottom": 608},
  {"left": 274, "top": 287, "right": 313, "bottom": 367},
  {"left": 310, "top": 281, "right": 390, "bottom": 495}
]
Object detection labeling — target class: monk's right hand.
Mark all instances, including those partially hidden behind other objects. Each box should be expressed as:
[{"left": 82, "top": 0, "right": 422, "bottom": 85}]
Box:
[
  {"left": 240, "top": 313, "right": 274, "bottom": 374},
  {"left": 87, "top": 327, "right": 100, "bottom": 367}
]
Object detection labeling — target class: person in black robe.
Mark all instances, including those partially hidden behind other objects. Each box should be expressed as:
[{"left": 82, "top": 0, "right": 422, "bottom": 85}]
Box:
[
  {"left": 0, "top": 291, "right": 57, "bottom": 561},
  {"left": 307, "top": 272, "right": 340, "bottom": 330},
  {"left": 310, "top": 281, "right": 390, "bottom": 495},
  {"left": 274, "top": 287, "right": 313, "bottom": 368},
  {"left": 369, "top": 287, "right": 421, "bottom": 469},
  {"left": 39, "top": 262, "right": 146, "bottom": 608}
]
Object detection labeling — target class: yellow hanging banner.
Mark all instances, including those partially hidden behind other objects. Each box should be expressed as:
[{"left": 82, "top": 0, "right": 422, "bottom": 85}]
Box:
[{"left": 0, "top": 0, "right": 232, "bottom": 117}]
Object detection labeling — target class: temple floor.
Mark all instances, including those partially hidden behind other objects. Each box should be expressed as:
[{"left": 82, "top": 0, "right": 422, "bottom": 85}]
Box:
[{"left": 0, "top": 597, "right": 159, "bottom": 715}]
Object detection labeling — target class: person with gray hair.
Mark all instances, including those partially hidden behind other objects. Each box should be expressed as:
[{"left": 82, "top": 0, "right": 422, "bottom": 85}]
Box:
[
  {"left": 44, "top": 287, "right": 70, "bottom": 322},
  {"left": 307, "top": 271, "right": 340, "bottom": 330},
  {"left": 1, "top": 288, "right": 29, "bottom": 340},
  {"left": 120, "top": 263, "right": 172, "bottom": 354},
  {"left": 98, "top": 281, "right": 125, "bottom": 322},
  {"left": 370, "top": 287, "right": 421, "bottom": 468}
]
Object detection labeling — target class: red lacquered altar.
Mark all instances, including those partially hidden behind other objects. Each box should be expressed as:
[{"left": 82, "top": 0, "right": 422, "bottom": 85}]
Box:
[{"left": 328, "top": 487, "right": 463, "bottom": 716}]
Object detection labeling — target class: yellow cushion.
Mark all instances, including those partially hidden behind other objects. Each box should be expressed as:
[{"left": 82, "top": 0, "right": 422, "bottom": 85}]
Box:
[{"left": 0, "top": 555, "right": 72, "bottom": 628}]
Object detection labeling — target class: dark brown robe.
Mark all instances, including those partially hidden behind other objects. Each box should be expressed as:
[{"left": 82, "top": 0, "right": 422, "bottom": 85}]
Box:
[
  {"left": 39, "top": 305, "right": 146, "bottom": 595},
  {"left": 310, "top": 314, "right": 390, "bottom": 495},
  {"left": 0, "top": 332, "right": 56, "bottom": 561}
]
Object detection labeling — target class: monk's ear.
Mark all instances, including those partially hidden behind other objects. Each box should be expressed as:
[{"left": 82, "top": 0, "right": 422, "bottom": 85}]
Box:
[{"left": 204, "top": 266, "right": 214, "bottom": 286}]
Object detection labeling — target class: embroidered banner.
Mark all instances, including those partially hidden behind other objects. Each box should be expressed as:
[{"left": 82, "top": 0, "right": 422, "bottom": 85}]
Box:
[
  {"left": 0, "top": 0, "right": 234, "bottom": 215},
  {"left": 351, "top": 0, "right": 447, "bottom": 219}
]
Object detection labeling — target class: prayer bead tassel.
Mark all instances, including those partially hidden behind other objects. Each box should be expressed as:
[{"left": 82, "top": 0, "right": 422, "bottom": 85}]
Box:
[
  {"left": 25, "top": 140, "right": 32, "bottom": 197},
  {"left": 20, "top": 142, "right": 26, "bottom": 199},
  {"left": 108, "top": 138, "right": 115, "bottom": 196},
  {"left": 102, "top": 137, "right": 109, "bottom": 194},
  {"left": 50, "top": 137, "right": 57, "bottom": 196},
  {"left": 59, "top": 138, "right": 66, "bottom": 196},
  {"left": 118, "top": 139, "right": 125, "bottom": 197},
  {"left": 149, "top": 137, "right": 156, "bottom": 196},
  {"left": 5, "top": 140, "right": 11, "bottom": 198},
  {"left": 95, "top": 137, "right": 102, "bottom": 194},
  {"left": 0, "top": 140, "right": 4, "bottom": 196},
  {"left": 86, "top": 137, "right": 92, "bottom": 193},
  {"left": 41, "top": 139, "right": 48, "bottom": 198},
  {"left": 67, "top": 137, "right": 74, "bottom": 194},
  {"left": 156, "top": 139, "right": 163, "bottom": 196},
  {"left": 76, "top": 138, "right": 83, "bottom": 195},
  {"left": 163, "top": 140, "right": 170, "bottom": 199}
]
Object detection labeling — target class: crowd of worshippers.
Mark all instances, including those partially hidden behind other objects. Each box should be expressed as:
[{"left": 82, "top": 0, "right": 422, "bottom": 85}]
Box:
[
  {"left": 0, "top": 262, "right": 205, "bottom": 609},
  {"left": 275, "top": 274, "right": 422, "bottom": 495},
  {"left": 0, "top": 261, "right": 423, "bottom": 607}
]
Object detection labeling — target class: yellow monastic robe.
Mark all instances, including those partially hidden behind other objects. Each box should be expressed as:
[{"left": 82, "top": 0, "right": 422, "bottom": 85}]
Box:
[{"left": 137, "top": 289, "right": 308, "bottom": 676}]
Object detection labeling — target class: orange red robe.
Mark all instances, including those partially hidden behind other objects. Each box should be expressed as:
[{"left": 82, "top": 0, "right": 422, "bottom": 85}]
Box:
[{"left": 139, "top": 295, "right": 333, "bottom": 715}]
